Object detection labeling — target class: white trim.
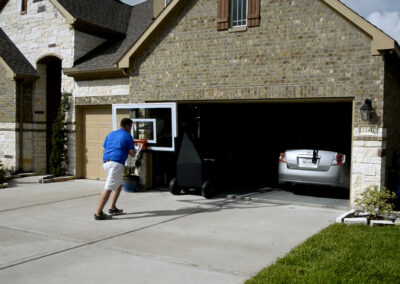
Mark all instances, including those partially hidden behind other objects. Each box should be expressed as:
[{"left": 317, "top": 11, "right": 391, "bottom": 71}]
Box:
[
  {"left": 131, "top": 118, "right": 157, "bottom": 144},
  {"left": 112, "top": 102, "right": 177, "bottom": 152}
]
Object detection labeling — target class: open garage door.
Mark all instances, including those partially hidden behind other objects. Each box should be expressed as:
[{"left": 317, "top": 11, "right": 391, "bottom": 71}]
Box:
[{"left": 172, "top": 101, "right": 353, "bottom": 194}]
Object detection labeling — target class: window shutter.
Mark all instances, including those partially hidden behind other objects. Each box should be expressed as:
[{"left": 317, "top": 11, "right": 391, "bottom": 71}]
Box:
[
  {"left": 247, "top": 0, "right": 260, "bottom": 27},
  {"left": 217, "top": 0, "right": 229, "bottom": 31}
]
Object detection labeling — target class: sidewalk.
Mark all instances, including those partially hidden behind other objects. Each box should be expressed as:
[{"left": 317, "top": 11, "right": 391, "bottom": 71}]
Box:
[{"left": 0, "top": 177, "right": 344, "bottom": 284}]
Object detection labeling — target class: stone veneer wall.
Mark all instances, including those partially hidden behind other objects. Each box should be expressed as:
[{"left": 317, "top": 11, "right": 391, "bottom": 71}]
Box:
[
  {"left": 0, "top": 0, "right": 109, "bottom": 174},
  {"left": 125, "top": 0, "right": 386, "bottom": 205},
  {"left": 0, "top": 0, "right": 75, "bottom": 67},
  {"left": 74, "top": 79, "right": 130, "bottom": 98},
  {"left": 0, "top": 63, "right": 17, "bottom": 169}
]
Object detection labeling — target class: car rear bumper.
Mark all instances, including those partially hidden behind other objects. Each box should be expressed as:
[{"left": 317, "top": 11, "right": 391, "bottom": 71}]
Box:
[{"left": 278, "top": 163, "right": 349, "bottom": 188}]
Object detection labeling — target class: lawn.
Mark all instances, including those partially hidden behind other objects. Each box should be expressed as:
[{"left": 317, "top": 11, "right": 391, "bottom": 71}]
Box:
[{"left": 246, "top": 223, "right": 400, "bottom": 283}]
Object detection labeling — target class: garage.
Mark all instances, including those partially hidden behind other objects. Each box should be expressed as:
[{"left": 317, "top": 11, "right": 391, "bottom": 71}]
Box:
[
  {"left": 80, "top": 101, "right": 353, "bottom": 200},
  {"left": 151, "top": 100, "right": 353, "bottom": 198},
  {"left": 80, "top": 107, "right": 113, "bottom": 181}
]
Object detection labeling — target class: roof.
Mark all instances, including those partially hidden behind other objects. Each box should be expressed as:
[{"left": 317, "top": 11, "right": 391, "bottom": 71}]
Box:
[
  {"left": 64, "top": 0, "right": 153, "bottom": 78},
  {"left": 117, "top": 0, "right": 399, "bottom": 68},
  {"left": 0, "top": 28, "right": 37, "bottom": 79},
  {"left": 55, "top": 0, "right": 132, "bottom": 36},
  {"left": 0, "top": 0, "right": 133, "bottom": 36}
]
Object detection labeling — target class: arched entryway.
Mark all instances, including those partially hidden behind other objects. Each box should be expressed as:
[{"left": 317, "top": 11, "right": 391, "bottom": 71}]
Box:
[{"left": 37, "top": 56, "right": 62, "bottom": 172}]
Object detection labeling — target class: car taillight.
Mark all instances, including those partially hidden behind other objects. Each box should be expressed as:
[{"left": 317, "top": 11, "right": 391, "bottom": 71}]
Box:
[
  {"left": 279, "top": 153, "right": 286, "bottom": 163},
  {"left": 332, "top": 153, "right": 345, "bottom": 166}
]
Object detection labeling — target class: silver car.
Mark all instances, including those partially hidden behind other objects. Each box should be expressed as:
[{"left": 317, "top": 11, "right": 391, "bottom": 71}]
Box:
[{"left": 278, "top": 149, "right": 350, "bottom": 189}]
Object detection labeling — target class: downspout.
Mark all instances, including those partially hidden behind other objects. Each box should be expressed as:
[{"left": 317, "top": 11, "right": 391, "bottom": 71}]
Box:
[{"left": 18, "top": 80, "right": 24, "bottom": 172}]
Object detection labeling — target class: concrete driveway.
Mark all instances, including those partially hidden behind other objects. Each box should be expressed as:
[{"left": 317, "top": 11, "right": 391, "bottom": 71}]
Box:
[{"left": 0, "top": 177, "right": 344, "bottom": 284}]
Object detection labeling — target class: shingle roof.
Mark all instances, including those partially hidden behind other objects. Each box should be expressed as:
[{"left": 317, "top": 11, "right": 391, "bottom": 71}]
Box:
[
  {"left": 72, "top": 0, "right": 153, "bottom": 72},
  {"left": 0, "top": 28, "right": 37, "bottom": 77},
  {"left": 57, "top": 0, "right": 132, "bottom": 35}
]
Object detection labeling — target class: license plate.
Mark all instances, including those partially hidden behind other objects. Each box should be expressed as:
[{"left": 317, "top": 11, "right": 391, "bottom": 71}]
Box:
[{"left": 298, "top": 158, "right": 318, "bottom": 168}]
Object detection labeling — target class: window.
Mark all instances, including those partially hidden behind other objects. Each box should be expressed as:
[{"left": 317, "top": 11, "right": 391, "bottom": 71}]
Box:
[
  {"left": 217, "top": 0, "right": 259, "bottom": 31},
  {"left": 231, "top": 0, "right": 247, "bottom": 27},
  {"left": 21, "top": 0, "right": 27, "bottom": 13},
  {"left": 165, "top": 0, "right": 172, "bottom": 6}
]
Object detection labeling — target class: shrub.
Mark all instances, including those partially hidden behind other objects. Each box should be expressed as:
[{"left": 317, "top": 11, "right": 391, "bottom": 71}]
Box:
[
  {"left": 49, "top": 93, "right": 70, "bottom": 177},
  {"left": 355, "top": 185, "right": 396, "bottom": 218}
]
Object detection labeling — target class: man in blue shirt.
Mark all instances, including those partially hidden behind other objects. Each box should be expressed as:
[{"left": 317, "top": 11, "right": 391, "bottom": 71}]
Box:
[{"left": 94, "top": 118, "right": 136, "bottom": 220}]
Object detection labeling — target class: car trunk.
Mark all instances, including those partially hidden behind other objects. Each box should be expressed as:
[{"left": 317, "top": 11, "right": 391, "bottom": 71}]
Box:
[{"left": 286, "top": 149, "right": 336, "bottom": 172}]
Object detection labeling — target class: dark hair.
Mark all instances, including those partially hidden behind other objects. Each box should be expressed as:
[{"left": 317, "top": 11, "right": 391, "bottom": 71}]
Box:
[{"left": 120, "top": 118, "right": 133, "bottom": 127}]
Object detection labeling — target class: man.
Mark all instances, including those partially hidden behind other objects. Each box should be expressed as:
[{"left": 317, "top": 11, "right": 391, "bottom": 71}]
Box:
[{"left": 94, "top": 118, "right": 136, "bottom": 220}]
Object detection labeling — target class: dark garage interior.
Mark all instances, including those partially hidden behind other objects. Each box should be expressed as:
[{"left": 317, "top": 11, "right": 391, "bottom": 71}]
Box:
[{"left": 153, "top": 101, "right": 353, "bottom": 196}]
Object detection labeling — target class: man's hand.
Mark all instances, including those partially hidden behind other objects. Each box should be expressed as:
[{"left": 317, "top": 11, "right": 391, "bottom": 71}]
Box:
[{"left": 129, "top": 149, "right": 137, "bottom": 157}]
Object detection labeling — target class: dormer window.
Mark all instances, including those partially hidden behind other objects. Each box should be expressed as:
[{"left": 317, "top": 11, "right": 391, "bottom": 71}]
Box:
[
  {"left": 21, "top": 0, "right": 28, "bottom": 14},
  {"left": 232, "top": 0, "right": 247, "bottom": 27}
]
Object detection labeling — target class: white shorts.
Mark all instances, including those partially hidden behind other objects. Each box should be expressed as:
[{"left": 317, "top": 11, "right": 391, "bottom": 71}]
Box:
[{"left": 103, "top": 161, "right": 124, "bottom": 191}]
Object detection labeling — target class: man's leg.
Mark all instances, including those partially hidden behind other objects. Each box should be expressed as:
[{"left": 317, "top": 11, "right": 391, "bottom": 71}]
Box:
[
  {"left": 110, "top": 185, "right": 123, "bottom": 210},
  {"left": 95, "top": 190, "right": 112, "bottom": 216}
]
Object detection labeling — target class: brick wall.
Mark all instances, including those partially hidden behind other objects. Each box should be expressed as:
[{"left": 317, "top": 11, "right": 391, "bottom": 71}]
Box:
[
  {"left": 0, "top": 64, "right": 16, "bottom": 123},
  {"left": 129, "top": 0, "right": 384, "bottom": 109},
  {"left": 126, "top": 0, "right": 386, "bottom": 205},
  {"left": 0, "top": 63, "right": 17, "bottom": 169}
]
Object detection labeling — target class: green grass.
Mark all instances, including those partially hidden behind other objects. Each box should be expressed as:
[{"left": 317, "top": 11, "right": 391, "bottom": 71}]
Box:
[{"left": 246, "top": 223, "right": 400, "bottom": 284}]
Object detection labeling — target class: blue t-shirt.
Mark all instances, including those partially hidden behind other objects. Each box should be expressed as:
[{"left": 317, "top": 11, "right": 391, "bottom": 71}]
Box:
[{"left": 103, "top": 129, "right": 135, "bottom": 165}]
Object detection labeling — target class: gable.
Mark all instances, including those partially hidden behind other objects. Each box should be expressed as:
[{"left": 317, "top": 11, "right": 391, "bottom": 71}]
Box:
[
  {"left": 118, "top": 0, "right": 398, "bottom": 69},
  {"left": 323, "top": 0, "right": 396, "bottom": 55}
]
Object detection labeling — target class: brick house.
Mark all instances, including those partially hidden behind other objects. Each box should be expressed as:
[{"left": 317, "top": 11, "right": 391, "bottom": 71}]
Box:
[
  {"left": 1, "top": 0, "right": 399, "bottom": 205},
  {"left": 0, "top": 0, "right": 153, "bottom": 174}
]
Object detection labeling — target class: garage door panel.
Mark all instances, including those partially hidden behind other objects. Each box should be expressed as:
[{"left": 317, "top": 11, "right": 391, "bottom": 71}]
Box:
[
  {"left": 86, "top": 145, "right": 99, "bottom": 158},
  {"left": 85, "top": 164, "right": 98, "bottom": 180},
  {"left": 98, "top": 130, "right": 110, "bottom": 142},
  {"left": 84, "top": 107, "right": 112, "bottom": 181}
]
